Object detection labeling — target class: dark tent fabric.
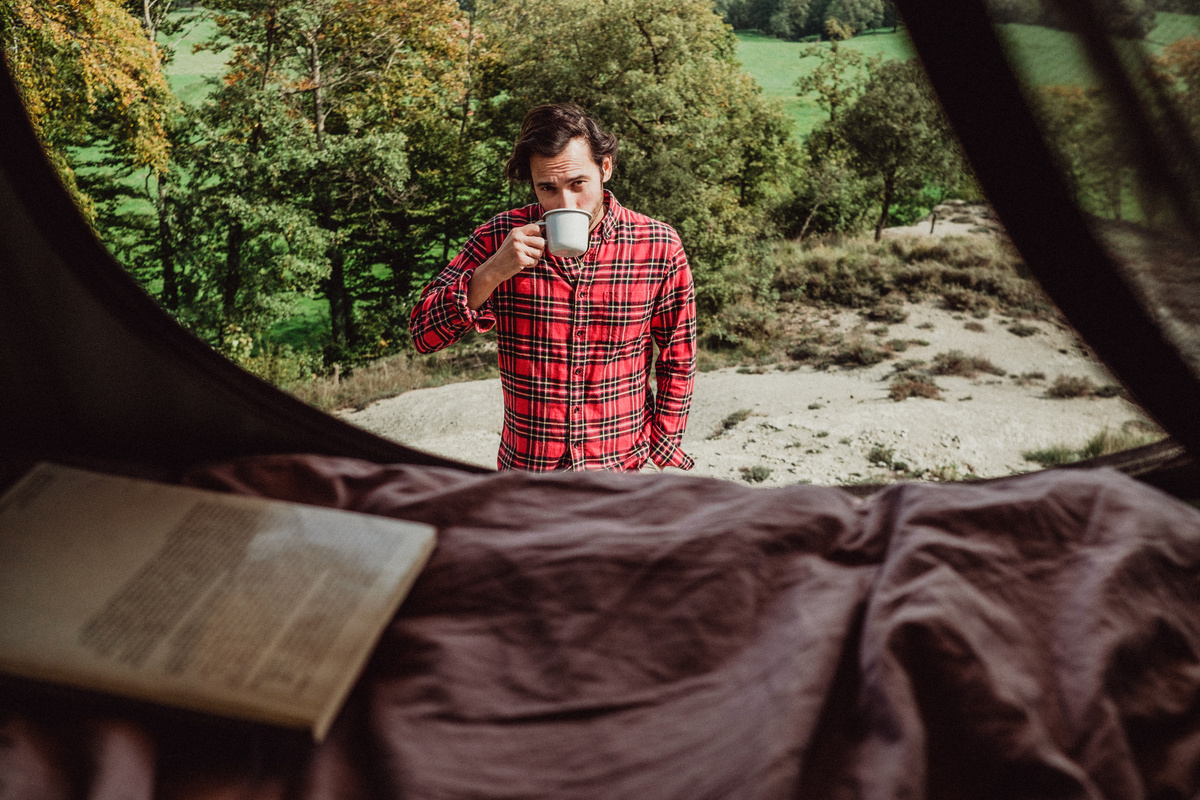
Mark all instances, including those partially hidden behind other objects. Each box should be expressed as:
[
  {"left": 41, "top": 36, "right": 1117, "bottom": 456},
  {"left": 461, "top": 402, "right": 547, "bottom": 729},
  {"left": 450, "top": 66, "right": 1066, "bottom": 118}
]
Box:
[
  {"left": 7, "top": 0, "right": 1200, "bottom": 796},
  {"left": 5, "top": 455, "right": 1200, "bottom": 798}
]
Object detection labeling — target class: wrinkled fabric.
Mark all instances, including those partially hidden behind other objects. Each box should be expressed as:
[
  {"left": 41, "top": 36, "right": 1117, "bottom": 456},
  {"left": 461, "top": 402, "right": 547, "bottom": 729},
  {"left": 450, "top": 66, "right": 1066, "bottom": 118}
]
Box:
[{"left": 3, "top": 457, "right": 1200, "bottom": 799}]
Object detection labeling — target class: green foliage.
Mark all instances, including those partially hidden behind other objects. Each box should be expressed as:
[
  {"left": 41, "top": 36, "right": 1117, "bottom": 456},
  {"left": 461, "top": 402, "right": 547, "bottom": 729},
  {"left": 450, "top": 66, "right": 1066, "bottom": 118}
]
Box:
[
  {"left": 713, "top": 408, "right": 754, "bottom": 438},
  {"left": 767, "top": 234, "right": 1046, "bottom": 314},
  {"left": 1023, "top": 423, "right": 1163, "bottom": 467},
  {"left": 705, "top": 303, "right": 781, "bottom": 352},
  {"left": 739, "top": 464, "right": 773, "bottom": 482},
  {"left": 1022, "top": 444, "right": 1080, "bottom": 467},
  {"left": 715, "top": 0, "right": 892, "bottom": 40},
  {"left": 989, "top": 0, "right": 1155, "bottom": 38},
  {"left": 833, "top": 59, "right": 968, "bottom": 240},
  {"left": 797, "top": 33, "right": 880, "bottom": 125},
  {"left": 2, "top": 0, "right": 175, "bottom": 213},
  {"left": 484, "top": 0, "right": 797, "bottom": 315},
  {"left": 1034, "top": 85, "right": 1137, "bottom": 219}
]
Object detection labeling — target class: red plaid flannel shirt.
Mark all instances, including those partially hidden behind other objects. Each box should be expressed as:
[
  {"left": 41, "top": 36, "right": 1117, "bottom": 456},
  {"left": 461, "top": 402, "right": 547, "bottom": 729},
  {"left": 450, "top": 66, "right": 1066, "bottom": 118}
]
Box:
[{"left": 410, "top": 192, "right": 696, "bottom": 471}]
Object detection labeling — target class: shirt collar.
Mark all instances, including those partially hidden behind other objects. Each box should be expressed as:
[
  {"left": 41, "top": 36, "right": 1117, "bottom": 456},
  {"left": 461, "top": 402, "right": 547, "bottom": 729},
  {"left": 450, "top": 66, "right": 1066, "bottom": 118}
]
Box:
[{"left": 597, "top": 189, "right": 620, "bottom": 243}]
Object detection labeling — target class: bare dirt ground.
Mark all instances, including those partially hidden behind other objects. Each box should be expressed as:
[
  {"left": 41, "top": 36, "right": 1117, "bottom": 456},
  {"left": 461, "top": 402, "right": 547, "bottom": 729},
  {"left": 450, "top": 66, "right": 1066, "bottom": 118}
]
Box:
[{"left": 340, "top": 299, "right": 1155, "bottom": 487}]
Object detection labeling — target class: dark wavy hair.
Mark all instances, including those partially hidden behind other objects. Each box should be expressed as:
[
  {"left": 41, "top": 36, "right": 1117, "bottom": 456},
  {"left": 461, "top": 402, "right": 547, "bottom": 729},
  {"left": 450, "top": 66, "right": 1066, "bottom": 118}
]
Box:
[{"left": 505, "top": 104, "right": 619, "bottom": 184}]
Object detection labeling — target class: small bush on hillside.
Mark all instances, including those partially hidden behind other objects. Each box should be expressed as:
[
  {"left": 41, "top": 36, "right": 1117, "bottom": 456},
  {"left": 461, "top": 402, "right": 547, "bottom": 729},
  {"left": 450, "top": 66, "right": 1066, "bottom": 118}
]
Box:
[
  {"left": 1008, "top": 323, "right": 1039, "bottom": 337},
  {"left": 769, "top": 234, "right": 1051, "bottom": 318},
  {"left": 704, "top": 303, "right": 779, "bottom": 352},
  {"left": 1013, "top": 371, "right": 1045, "bottom": 386},
  {"left": 929, "top": 350, "right": 1005, "bottom": 378},
  {"left": 867, "top": 444, "right": 898, "bottom": 469},
  {"left": 831, "top": 336, "right": 890, "bottom": 367},
  {"left": 941, "top": 287, "right": 992, "bottom": 315},
  {"left": 866, "top": 297, "right": 909, "bottom": 323},
  {"left": 711, "top": 408, "right": 753, "bottom": 439},
  {"left": 740, "top": 465, "right": 772, "bottom": 483},
  {"left": 889, "top": 375, "right": 943, "bottom": 401},
  {"left": 964, "top": 321, "right": 985, "bottom": 332},
  {"left": 1047, "top": 375, "right": 1096, "bottom": 398}
]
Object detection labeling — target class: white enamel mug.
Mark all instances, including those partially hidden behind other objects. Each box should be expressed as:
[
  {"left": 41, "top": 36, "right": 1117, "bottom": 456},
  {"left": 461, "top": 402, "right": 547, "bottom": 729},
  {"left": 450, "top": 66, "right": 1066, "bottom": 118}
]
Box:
[{"left": 540, "top": 208, "right": 592, "bottom": 258}]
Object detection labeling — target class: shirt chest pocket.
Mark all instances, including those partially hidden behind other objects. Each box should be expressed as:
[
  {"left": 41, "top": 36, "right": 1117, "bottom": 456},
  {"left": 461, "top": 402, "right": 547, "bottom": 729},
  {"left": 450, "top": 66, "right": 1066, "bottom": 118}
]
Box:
[{"left": 593, "top": 285, "right": 653, "bottom": 344}]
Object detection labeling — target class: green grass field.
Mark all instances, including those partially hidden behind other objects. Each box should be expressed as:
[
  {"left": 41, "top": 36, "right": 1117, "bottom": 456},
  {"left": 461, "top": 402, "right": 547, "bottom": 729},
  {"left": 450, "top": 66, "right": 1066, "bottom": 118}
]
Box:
[
  {"left": 737, "top": 12, "right": 1200, "bottom": 139},
  {"left": 735, "top": 29, "right": 914, "bottom": 139},
  {"left": 164, "top": 14, "right": 226, "bottom": 106}
]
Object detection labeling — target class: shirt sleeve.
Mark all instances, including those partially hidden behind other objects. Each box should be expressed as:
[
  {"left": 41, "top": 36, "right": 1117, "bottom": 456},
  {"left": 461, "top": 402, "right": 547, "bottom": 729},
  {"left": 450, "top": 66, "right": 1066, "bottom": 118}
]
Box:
[
  {"left": 408, "top": 231, "right": 499, "bottom": 354},
  {"left": 647, "top": 242, "right": 697, "bottom": 470}
]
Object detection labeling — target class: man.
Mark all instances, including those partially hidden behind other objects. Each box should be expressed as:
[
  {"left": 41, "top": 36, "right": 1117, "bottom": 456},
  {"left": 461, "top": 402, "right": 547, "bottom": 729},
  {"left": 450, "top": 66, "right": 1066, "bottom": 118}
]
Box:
[{"left": 409, "top": 103, "right": 696, "bottom": 472}]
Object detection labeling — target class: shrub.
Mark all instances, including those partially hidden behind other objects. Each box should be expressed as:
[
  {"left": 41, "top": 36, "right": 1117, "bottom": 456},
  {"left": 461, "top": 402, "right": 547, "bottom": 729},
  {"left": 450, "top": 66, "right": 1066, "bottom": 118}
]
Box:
[
  {"left": 1008, "top": 323, "right": 1039, "bottom": 337},
  {"left": 941, "top": 287, "right": 992, "bottom": 315},
  {"left": 288, "top": 344, "right": 497, "bottom": 412},
  {"left": 889, "top": 375, "right": 942, "bottom": 401},
  {"left": 929, "top": 350, "right": 1005, "bottom": 378},
  {"left": 711, "top": 408, "right": 753, "bottom": 438},
  {"left": 831, "top": 336, "right": 890, "bottom": 367},
  {"left": 1014, "top": 371, "right": 1045, "bottom": 386},
  {"left": 740, "top": 465, "right": 772, "bottom": 483},
  {"left": 1079, "top": 427, "right": 1162, "bottom": 459},
  {"left": 704, "top": 303, "right": 779, "bottom": 353},
  {"left": 964, "top": 321, "right": 985, "bottom": 332},
  {"left": 1046, "top": 375, "right": 1096, "bottom": 398},
  {"left": 866, "top": 298, "right": 909, "bottom": 323},
  {"left": 867, "top": 444, "right": 896, "bottom": 468}
]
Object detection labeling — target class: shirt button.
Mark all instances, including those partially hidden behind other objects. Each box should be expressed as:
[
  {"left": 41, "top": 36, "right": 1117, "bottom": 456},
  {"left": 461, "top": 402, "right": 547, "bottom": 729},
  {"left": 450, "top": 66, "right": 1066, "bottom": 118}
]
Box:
[
  {"left": 575, "top": 329, "right": 585, "bottom": 338},
  {"left": 573, "top": 407, "right": 581, "bottom": 415},
  {"left": 574, "top": 368, "right": 583, "bottom": 376}
]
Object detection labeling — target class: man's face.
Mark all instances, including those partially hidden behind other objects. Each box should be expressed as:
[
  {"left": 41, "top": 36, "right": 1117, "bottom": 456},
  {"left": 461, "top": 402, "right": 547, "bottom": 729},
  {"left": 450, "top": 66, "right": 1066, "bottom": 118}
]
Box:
[{"left": 530, "top": 136, "right": 612, "bottom": 232}]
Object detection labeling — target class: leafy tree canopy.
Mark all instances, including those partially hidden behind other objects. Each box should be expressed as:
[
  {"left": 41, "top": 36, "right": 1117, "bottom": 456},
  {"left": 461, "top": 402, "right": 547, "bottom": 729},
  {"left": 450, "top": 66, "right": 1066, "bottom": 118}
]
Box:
[
  {"left": 1, "top": 0, "right": 173, "bottom": 210},
  {"left": 832, "top": 59, "right": 965, "bottom": 239},
  {"left": 484, "top": 0, "right": 798, "bottom": 313}
]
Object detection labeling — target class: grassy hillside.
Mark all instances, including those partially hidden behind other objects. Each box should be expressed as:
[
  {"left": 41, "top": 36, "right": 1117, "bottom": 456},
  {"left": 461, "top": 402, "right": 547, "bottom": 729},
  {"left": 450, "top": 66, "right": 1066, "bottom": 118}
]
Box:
[
  {"left": 735, "top": 29, "right": 914, "bottom": 139},
  {"left": 164, "top": 14, "right": 225, "bottom": 105},
  {"left": 739, "top": 12, "right": 1200, "bottom": 139}
]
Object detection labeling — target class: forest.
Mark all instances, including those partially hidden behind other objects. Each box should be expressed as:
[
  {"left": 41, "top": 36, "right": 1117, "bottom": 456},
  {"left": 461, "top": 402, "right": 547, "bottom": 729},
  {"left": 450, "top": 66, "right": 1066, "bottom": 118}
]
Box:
[{"left": 2, "top": 0, "right": 1199, "bottom": 402}]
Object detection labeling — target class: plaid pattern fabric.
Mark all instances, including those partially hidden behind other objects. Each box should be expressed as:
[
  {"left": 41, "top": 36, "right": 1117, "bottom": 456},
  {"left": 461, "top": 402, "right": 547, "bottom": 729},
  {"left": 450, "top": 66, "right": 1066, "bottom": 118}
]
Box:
[{"left": 410, "top": 192, "right": 696, "bottom": 472}]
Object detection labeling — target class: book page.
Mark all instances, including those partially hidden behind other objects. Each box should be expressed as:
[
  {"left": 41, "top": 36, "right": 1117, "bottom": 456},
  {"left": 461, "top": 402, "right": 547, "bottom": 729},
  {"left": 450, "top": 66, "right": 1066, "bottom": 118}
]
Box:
[{"left": 0, "top": 463, "right": 436, "bottom": 739}]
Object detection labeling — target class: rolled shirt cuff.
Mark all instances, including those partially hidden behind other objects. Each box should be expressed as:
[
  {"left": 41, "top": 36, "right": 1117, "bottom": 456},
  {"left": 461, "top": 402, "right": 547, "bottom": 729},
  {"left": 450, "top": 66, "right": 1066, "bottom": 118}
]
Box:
[
  {"left": 451, "top": 269, "right": 496, "bottom": 332},
  {"left": 648, "top": 430, "right": 694, "bottom": 471}
]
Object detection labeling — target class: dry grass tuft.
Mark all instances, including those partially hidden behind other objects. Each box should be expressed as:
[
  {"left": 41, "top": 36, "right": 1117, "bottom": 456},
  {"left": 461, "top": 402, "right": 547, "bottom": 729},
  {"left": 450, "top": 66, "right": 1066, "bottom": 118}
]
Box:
[
  {"left": 1046, "top": 375, "right": 1096, "bottom": 399},
  {"left": 889, "top": 375, "right": 943, "bottom": 401},
  {"left": 929, "top": 350, "right": 1005, "bottom": 379},
  {"left": 287, "top": 345, "right": 497, "bottom": 412}
]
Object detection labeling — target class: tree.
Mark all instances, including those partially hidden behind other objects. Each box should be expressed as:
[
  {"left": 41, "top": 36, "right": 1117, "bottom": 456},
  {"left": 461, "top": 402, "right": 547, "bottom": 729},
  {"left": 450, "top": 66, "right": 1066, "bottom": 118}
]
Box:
[
  {"left": 822, "top": 0, "right": 884, "bottom": 33},
  {"left": 1035, "top": 85, "right": 1134, "bottom": 220},
  {"left": 0, "top": 0, "right": 173, "bottom": 215},
  {"left": 180, "top": 0, "right": 479, "bottom": 361},
  {"left": 1156, "top": 35, "right": 1200, "bottom": 135},
  {"left": 482, "top": 0, "right": 797, "bottom": 314},
  {"left": 834, "top": 59, "right": 964, "bottom": 240},
  {"left": 797, "top": 21, "right": 879, "bottom": 126}
]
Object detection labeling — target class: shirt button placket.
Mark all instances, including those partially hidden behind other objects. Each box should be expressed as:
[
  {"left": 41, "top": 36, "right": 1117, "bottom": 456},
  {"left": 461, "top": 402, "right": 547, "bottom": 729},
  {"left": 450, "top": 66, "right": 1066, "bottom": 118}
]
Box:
[{"left": 569, "top": 266, "right": 589, "bottom": 468}]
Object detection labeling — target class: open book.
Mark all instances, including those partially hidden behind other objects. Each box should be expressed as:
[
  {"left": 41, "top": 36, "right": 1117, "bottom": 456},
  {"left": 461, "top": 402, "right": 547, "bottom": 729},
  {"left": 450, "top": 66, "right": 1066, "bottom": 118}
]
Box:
[{"left": 0, "top": 463, "right": 436, "bottom": 741}]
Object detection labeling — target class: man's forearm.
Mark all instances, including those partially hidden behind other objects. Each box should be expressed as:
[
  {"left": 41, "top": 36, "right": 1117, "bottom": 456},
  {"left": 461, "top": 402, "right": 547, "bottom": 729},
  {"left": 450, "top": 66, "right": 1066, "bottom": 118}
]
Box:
[{"left": 466, "top": 259, "right": 505, "bottom": 310}]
